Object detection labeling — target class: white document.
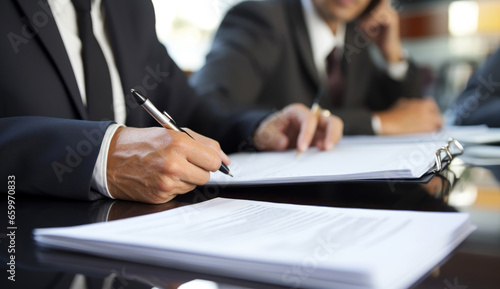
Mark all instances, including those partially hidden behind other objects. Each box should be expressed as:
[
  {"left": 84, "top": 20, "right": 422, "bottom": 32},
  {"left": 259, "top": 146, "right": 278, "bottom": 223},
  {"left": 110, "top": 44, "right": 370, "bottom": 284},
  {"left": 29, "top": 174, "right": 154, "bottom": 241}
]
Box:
[
  {"left": 34, "top": 198, "right": 474, "bottom": 289},
  {"left": 458, "top": 145, "right": 500, "bottom": 165},
  {"left": 339, "top": 125, "right": 489, "bottom": 146},
  {"left": 209, "top": 141, "right": 446, "bottom": 185},
  {"left": 454, "top": 127, "right": 500, "bottom": 144}
]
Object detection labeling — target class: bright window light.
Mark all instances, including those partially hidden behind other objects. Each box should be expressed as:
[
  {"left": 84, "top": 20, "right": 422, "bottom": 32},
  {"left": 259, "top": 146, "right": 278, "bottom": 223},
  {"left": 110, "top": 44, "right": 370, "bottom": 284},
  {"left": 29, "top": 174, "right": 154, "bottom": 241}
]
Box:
[
  {"left": 448, "top": 1, "right": 479, "bottom": 37},
  {"left": 151, "top": 0, "right": 249, "bottom": 71}
]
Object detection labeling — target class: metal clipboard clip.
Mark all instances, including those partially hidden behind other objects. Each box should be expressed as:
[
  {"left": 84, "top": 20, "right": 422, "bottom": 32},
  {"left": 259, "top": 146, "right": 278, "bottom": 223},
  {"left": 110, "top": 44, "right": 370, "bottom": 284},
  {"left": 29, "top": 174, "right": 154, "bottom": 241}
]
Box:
[{"left": 433, "top": 138, "right": 464, "bottom": 173}]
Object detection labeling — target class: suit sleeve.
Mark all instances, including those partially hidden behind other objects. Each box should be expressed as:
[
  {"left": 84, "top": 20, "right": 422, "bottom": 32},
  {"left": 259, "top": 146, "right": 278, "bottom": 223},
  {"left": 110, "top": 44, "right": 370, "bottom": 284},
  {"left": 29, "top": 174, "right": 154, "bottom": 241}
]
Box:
[
  {"left": 0, "top": 116, "right": 114, "bottom": 200},
  {"left": 157, "top": 48, "right": 271, "bottom": 153},
  {"left": 332, "top": 47, "right": 423, "bottom": 135},
  {"left": 383, "top": 60, "right": 423, "bottom": 100},
  {"left": 453, "top": 48, "right": 500, "bottom": 127},
  {"left": 189, "top": 1, "right": 284, "bottom": 109}
]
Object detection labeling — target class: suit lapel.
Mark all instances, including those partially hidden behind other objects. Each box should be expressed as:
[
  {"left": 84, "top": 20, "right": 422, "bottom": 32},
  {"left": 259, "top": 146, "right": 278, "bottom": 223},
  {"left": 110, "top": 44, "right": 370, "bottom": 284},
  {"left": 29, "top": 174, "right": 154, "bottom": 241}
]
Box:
[
  {"left": 285, "top": 0, "right": 320, "bottom": 89},
  {"left": 16, "top": 0, "right": 87, "bottom": 119}
]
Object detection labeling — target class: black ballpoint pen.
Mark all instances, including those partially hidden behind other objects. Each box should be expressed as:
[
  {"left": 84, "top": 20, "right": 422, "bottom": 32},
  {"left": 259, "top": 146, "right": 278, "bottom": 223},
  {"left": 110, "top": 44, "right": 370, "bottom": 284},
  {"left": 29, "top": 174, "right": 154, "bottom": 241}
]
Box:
[{"left": 130, "top": 89, "right": 233, "bottom": 177}]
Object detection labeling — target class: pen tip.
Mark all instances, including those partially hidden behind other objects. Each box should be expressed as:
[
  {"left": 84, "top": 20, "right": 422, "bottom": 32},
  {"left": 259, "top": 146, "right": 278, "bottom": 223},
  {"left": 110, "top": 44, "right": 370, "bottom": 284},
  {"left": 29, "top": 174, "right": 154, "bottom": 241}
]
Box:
[
  {"left": 228, "top": 173, "right": 233, "bottom": 177},
  {"left": 130, "top": 89, "right": 147, "bottom": 105}
]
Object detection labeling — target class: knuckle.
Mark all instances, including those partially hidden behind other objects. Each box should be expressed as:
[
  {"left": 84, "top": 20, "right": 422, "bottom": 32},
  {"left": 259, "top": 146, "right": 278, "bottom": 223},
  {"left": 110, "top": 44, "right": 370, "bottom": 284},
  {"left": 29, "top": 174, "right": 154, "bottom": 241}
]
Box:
[
  {"left": 213, "top": 140, "right": 222, "bottom": 150},
  {"left": 208, "top": 139, "right": 222, "bottom": 151},
  {"left": 287, "top": 103, "right": 307, "bottom": 114},
  {"left": 158, "top": 178, "right": 176, "bottom": 193},
  {"left": 200, "top": 172, "right": 211, "bottom": 184},
  {"left": 171, "top": 134, "right": 188, "bottom": 150},
  {"left": 185, "top": 184, "right": 197, "bottom": 193},
  {"left": 149, "top": 194, "right": 173, "bottom": 204},
  {"left": 163, "top": 160, "right": 182, "bottom": 176},
  {"left": 209, "top": 155, "right": 221, "bottom": 172},
  {"left": 144, "top": 186, "right": 175, "bottom": 204}
]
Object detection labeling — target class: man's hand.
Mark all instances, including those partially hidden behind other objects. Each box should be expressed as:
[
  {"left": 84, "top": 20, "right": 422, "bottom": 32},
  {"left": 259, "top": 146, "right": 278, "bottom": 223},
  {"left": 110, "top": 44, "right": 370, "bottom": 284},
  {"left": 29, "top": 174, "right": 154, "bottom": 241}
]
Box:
[
  {"left": 358, "top": 0, "right": 403, "bottom": 64},
  {"left": 106, "top": 127, "right": 229, "bottom": 204},
  {"left": 253, "top": 103, "right": 343, "bottom": 152},
  {"left": 376, "top": 98, "right": 443, "bottom": 135}
]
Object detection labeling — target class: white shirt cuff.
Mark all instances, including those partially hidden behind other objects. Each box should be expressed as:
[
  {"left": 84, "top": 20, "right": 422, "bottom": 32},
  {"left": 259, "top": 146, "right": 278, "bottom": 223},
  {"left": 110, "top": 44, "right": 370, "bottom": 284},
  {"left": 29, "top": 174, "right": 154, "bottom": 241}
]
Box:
[
  {"left": 387, "top": 59, "right": 409, "bottom": 81},
  {"left": 371, "top": 115, "right": 382, "bottom": 135},
  {"left": 91, "top": 123, "right": 123, "bottom": 198}
]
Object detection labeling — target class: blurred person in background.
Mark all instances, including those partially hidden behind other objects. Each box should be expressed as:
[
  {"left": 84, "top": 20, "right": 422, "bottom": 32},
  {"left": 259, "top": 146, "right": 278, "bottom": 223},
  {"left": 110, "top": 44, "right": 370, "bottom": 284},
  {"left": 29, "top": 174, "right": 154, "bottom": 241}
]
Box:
[
  {"left": 190, "top": 0, "right": 443, "bottom": 135},
  {"left": 453, "top": 47, "right": 500, "bottom": 127}
]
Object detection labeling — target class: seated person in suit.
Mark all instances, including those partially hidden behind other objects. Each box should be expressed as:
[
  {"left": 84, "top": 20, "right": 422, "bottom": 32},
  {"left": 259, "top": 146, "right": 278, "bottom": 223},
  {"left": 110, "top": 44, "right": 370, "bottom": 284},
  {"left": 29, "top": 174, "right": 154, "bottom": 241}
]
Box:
[
  {"left": 190, "top": 0, "right": 443, "bottom": 135},
  {"left": 453, "top": 47, "right": 500, "bottom": 127},
  {"left": 0, "top": 0, "right": 342, "bottom": 204}
]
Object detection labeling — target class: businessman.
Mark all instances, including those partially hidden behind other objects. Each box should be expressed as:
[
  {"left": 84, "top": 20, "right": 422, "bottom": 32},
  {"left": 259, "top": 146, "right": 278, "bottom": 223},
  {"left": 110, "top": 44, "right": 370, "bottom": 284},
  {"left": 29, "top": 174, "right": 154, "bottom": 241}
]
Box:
[
  {"left": 190, "top": 0, "right": 443, "bottom": 135},
  {"left": 453, "top": 47, "right": 500, "bottom": 127},
  {"left": 0, "top": 0, "right": 342, "bottom": 204}
]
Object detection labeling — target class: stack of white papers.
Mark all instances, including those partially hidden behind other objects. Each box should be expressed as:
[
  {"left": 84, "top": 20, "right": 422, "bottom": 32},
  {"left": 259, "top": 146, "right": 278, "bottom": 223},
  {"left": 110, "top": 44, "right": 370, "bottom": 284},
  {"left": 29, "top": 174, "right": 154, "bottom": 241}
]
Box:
[{"left": 34, "top": 198, "right": 474, "bottom": 289}]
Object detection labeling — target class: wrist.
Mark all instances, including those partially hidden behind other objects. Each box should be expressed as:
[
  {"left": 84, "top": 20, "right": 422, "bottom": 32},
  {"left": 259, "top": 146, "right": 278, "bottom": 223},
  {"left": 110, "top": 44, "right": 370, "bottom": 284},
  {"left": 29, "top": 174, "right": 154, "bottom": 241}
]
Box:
[
  {"left": 105, "top": 125, "right": 126, "bottom": 199},
  {"left": 92, "top": 124, "right": 124, "bottom": 199},
  {"left": 374, "top": 111, "right": 397, "bottom": 135},
  {"left": 384, "top": 46, "right": 404, "bottom": 64},
  {"left": 380, "top": 35, "right": 404, "bottom": 62}
]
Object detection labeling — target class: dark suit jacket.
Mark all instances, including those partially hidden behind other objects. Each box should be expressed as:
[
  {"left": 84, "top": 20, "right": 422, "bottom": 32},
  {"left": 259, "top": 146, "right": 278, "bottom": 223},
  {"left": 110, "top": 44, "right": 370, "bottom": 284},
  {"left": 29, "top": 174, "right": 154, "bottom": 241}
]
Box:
[
  {"left": 0, "top": 0, "right": 269, "bottom": 200},
  {"left": 189, "top": 0, "right": 422, "bottom": 135},
  {"left": 453, "top": 48, "right": 500, "bottom": 127}
]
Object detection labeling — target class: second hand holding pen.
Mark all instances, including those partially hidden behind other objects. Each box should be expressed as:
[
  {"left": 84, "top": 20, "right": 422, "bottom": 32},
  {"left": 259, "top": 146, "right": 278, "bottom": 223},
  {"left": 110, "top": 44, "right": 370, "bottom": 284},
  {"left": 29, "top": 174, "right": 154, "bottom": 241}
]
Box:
[
  {"left": 296, "top": 86, "right": 328, "bottom": 159},
  {"left": 130, "top": 89, "right": 233, "bottom": 177}
]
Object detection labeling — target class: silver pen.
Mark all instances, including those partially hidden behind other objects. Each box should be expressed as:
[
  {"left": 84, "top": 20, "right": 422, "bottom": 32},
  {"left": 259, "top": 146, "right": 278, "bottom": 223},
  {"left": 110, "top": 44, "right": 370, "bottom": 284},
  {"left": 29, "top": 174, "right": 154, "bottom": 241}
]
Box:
[{"left": 130, "top": 89, "right": 232, "bottom": 177}]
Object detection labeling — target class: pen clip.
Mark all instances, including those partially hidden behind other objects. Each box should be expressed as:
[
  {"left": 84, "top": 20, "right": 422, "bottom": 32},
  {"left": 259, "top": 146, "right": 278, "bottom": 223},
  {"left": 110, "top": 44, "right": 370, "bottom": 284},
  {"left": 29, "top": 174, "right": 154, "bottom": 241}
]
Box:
[{"left": 162, "top": 111, "right": 176, "bottom": 125}]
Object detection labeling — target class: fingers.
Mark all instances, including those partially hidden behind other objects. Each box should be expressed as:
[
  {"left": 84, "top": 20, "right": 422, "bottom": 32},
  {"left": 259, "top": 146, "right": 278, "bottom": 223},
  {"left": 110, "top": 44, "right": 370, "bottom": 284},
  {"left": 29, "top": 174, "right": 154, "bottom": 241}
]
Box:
[
  {"left": 253, "top": 111, "right": 290, "bottom": 151},
  {"left": 421, "top": 97, "right": 440, "bottom": 112},
  {"left": 373, "top": 0, "right": 396, "bottom": 26},
  {"left": 359, "top": 0, "right": 395, "bottom": 29},
  {"left": 183, "top": 128, "right": 231, "bottom": 166},
  {"left": 255, "top": 104, "right": 344, "bottom": 152},
  {"left": 166, "top": 130, "right": 223, "bottom": 177},
  {"left": 421, "top": 98, "right": 443, "bottom": 130},
  {"left": 106, "top": 127, "right": 224, "bottom": 204},
  {"left": 358, "top": 0, "right": 402, "bottom": 63},
  {"left": 289, "top": 105, "right": 318, "bottom": 153},
  {"left": 289, "top": 104, "right": 344, "bottom": 152},
  {"left": 378, "top": 97, "right": 444, "bottom": 134},
  {"left": 315, "top": 114, "right": 344, "bottom": 151}
]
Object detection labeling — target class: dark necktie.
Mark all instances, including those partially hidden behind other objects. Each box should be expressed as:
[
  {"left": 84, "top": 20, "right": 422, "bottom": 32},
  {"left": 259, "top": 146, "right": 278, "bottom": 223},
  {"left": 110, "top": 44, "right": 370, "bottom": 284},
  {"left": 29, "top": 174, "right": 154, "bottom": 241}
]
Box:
[
  {"left": 72, "top": 0, "right": 114, "bottom": 121},
  {"left": 326, "top": 47, "right": 345, "bottom": 107}
]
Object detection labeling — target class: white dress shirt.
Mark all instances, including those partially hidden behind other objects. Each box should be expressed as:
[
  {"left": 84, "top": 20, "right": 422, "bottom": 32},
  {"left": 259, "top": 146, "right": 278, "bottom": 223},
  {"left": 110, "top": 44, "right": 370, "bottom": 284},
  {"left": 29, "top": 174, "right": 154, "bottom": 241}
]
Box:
[
  {"left": 48, "top": 0, "right": 126, "bottom": 198},
  {"left": 300, "top": 0, "right": 409, "bottom": 134}
]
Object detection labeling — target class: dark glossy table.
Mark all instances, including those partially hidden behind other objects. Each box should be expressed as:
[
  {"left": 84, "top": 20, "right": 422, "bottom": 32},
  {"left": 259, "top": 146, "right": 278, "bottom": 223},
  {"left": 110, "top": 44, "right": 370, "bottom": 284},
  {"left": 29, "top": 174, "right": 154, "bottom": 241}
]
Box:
[{"left": 1, "top": 162, "right": 499, "bottom": 289}]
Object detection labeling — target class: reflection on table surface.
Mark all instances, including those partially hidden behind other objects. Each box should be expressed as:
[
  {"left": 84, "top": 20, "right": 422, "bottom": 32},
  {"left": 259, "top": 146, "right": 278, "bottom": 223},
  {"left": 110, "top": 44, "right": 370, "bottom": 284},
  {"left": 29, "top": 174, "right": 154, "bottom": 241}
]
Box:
[{"left": 1, "top": 162, "right": 499, "bottom": 289}]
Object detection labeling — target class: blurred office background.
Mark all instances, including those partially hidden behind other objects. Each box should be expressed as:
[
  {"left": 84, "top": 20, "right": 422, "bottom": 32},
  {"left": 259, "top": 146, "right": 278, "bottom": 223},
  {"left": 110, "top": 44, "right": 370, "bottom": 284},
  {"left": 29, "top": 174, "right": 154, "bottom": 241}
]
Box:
[
  {"left": 147, "top": 4, "right": 500, "bottom": 288},
  {"left": 151, "top": 0, "right": 500, "bottom": 118}
]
